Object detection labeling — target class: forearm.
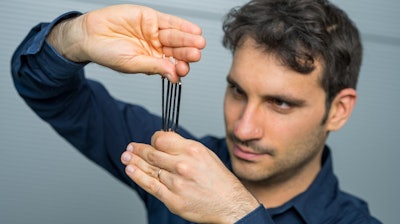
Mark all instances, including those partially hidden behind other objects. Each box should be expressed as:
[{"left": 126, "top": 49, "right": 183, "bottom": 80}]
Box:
[
  {"left": 11, "top": 12, "right": 123, "bottom": 175},
  {"left": 11, "top": 12, "right": 85, "bottom": 103}
]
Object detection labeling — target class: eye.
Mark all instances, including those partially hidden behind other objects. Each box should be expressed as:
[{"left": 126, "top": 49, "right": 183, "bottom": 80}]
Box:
[
  {"left": 274, "top": 99, "right": 290, "bottom": 108},
  {"left": 269, "top": 98, "right": 293, "bottom": 112},
  {"left": 228, "top": 83, "right": 246, "bottom": 99}
]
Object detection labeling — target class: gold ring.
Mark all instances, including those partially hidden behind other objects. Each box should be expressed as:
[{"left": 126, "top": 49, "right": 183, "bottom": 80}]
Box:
[{"left": 157, "top": 168, "right": 162, "bottom": 180}]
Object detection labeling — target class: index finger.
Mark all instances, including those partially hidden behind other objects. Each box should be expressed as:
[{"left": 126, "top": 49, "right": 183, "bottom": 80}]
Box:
[
  {"left": 158, "top": 12, "right": 203, "bottom": 35},
  {"left": 128, "top": 142, "right": 179, "bottom": 172}
]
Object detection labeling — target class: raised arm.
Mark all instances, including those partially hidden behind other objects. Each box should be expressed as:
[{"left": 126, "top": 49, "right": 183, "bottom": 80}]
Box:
[
  {"left": 11, "top": 4, "right": 205, "bottom": 196},
  {"left": 47, "top": 4, "right": 206, "bottom": 82}
]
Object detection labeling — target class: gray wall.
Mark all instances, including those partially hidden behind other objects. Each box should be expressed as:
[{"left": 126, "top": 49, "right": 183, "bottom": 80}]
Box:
[{"left": 1, "top": 0, "right": 398, "bottom": 223}]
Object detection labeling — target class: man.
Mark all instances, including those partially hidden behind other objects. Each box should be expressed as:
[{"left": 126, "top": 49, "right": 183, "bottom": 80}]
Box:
[{"left": 11, "top": 0, "right": 381, "bottom": 223}]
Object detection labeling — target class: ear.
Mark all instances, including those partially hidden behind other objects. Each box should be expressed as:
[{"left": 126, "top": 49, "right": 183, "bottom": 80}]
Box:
[{"left": 326, "top": 88, "right": 357, "bottom": 132}]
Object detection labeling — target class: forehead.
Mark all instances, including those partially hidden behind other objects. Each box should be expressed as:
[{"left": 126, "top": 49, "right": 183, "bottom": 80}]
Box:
[{"left": 229, "top": 38, "right": 324, "bottom": 95}]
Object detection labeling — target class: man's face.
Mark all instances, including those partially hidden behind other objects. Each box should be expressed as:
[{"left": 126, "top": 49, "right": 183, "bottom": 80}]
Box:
[{"left": 224, "top": 38, "right": 329, "bottom": 184}]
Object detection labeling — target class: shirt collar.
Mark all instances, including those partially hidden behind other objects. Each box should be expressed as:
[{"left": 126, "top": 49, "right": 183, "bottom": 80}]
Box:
[
  {"left": 220, "top": 140, "right": 338, "bottom": 223},
  {"left": 268, "top": 146, "right": 338, "bottom": 223}
]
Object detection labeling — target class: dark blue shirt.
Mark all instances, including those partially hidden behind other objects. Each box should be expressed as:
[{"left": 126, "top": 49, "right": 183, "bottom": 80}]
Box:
[{"left": 11, "top": 12, "right": 381, "bottom": 224}]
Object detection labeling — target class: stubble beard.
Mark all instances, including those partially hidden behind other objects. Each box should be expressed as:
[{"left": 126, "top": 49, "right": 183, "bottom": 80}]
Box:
[{"left": 227, "top": 129, "right": 326, "bottom": 188}]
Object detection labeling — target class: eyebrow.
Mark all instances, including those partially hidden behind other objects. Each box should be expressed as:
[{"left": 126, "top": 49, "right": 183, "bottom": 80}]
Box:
[
  {"left": 226, "top": 75, "right": 238, "bottom": 87},
  {"left": 264, "top": 94, "right": 306, "bottom": 107},
  {"left": 226, "top": 75, "right": 307, "bottom": 107}
]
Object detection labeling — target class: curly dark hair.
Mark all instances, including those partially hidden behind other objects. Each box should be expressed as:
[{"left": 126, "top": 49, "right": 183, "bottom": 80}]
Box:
[{"left": 222, "top": 0, "right": 362, "bottom": 119}]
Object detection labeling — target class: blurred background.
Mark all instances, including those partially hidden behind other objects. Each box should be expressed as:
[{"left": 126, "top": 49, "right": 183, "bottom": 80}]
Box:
[{"left": 1, "top": 0, "right": 399, "bottom": 223}]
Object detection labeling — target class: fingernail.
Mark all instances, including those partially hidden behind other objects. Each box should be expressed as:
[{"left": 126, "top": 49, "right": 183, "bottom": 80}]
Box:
[
  {"left": 126, "top": 165, "right": 135, "bottom": 173},
  {"left": 169, "top": 56, "right": 177, "bottom": 65},
  {"left": 122, "top": 152, "right": 131, "bottom": 162},
  {"left": 126, "top": 144, "right": 134, "bottom": 152}
]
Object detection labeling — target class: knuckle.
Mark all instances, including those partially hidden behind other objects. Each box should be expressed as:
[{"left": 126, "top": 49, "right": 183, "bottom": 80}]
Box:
[
  {"left": 175, "top": 161, "right": 189, "bottom": 176},
  {"left": 170, "top": 176, "right": 184, "bottom": 190},
  {"left": 146, "top": 150, "right": 158, "bottom": 165},
  {"left": 147, "top": 179, "right": 162, "bottom": 196},
  {"left": 186, "top": 143, "right": 202, "bottom": 156}
]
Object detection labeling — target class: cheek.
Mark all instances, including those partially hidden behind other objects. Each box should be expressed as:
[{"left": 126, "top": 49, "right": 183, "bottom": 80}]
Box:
[
  {"left": 263, "top": 113, "right": 307, "bottom": 142},
  {"left": 275, "top": 102, "right": 326, "bottom": 135},
  {"left": 271, "top": 115, "right": 325, "bottom": 152},
  {"left": 223, "top": 95, "right": 235, "bottom": 128}
]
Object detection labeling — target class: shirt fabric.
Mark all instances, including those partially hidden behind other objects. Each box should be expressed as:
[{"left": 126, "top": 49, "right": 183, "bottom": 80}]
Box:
[{"left": 11, "top": 12, "right": 382, "bottom": 224}]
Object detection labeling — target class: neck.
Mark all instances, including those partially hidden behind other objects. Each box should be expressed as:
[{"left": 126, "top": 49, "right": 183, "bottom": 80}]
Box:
[{"left": 243, "top": 151, "right": 323, "bottom": 208}]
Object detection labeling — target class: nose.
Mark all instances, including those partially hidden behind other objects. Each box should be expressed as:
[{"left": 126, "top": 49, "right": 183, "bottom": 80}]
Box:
[{"left": 233, "top": 104, "right": 263, "bottom": 142}]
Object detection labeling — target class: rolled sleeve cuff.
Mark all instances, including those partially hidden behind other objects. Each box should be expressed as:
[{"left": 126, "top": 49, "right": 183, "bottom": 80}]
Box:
[{"left": 26, "top": 11, "right": 87, "bottom": 80}]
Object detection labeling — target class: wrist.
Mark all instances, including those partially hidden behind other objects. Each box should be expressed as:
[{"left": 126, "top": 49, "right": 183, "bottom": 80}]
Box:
[
  {"left": 234, "top": 204, "right": 271, "bottom": 224},
  {"left": 46, "top": 15, "right": 88, "bottom": 63},
  {"left": 219, "top": 187, "right": 260, "bottom": 223},
  {"left": 229, "top": 201, "right": 260, "bottom": 223}
]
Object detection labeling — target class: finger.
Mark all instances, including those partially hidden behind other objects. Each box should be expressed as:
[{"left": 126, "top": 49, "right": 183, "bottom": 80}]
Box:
[
  {"left": 121, "top": 55, "right": 178, "bottom": 77},
  {"left": 124, "top": 143, "right": 188, "bottom": 193},
  {"left": 125, "top": 164, "right": 173, "bottom": 202},
  {"left": 162, "top": 47, "right": 202, "bottom": 63},
  {"left": 128, "top": 142, "right": 179, "bottom": 172},
  {"left": 159, "top": 29, "right": 206, "bottom": 49},
  {"left": 175, "top": 60, "right": 190, "bottom": 78},
  {"left": 122, "top": 55, "right": 189, "bottom": 83},
  {"left": 154, "top": 167, "right": 178, "bottom": 192},
  {"left": 121, "top": 151, "right": 161, "bottom": 179},
  {"left": 158, "top": 12, "right": 203, "bottom": 35},
  {"left": 162, "top": 60, "right": 190, "bottom": 82},
  {"left": 151, "top": 131, "right": 192, "bottom": 154}
]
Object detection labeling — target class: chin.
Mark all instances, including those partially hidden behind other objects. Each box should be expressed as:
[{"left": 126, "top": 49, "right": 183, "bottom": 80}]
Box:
[{"left": 231, "top": 157, "right": 270, "bottom": 181}]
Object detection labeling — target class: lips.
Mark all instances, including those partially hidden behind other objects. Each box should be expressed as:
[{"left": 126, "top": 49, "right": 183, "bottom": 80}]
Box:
[{"left": 233, "top": 144, "right": 268, "bottom": 161}]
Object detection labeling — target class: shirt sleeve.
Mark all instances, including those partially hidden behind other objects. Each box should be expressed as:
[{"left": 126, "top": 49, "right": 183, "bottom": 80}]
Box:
[
  {"left": 235, "top": 204, "right": 275, "bottom": 224},
  {"left": 10, "top": 11, "right": 160, "bottom": 193}
]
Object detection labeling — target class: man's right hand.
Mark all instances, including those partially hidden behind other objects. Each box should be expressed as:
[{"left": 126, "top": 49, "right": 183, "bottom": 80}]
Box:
[{"left": 46, "top": 4, "right": 206, "bottom": 82}]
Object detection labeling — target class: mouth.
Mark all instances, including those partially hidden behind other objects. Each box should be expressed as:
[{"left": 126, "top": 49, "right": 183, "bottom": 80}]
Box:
[{"left": 232, "top": 144, "right": 271, "bottom": 162}]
